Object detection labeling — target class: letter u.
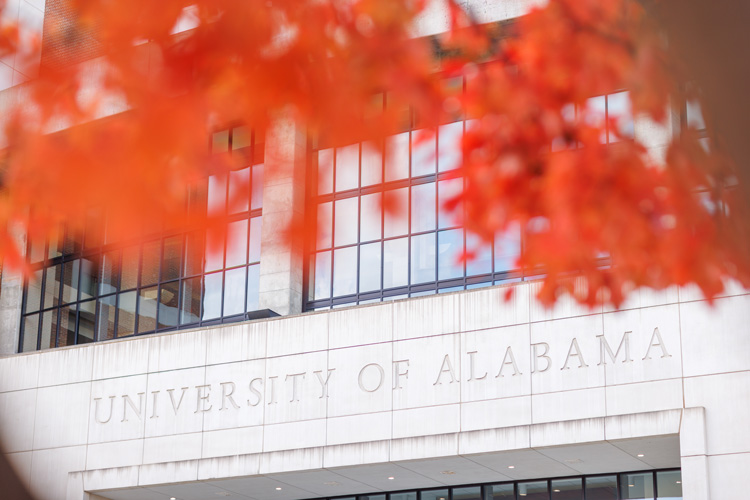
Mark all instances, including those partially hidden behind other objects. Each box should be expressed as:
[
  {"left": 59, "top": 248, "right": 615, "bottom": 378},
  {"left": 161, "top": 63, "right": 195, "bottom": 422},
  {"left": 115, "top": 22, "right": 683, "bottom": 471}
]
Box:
[{"left": 94, "top": 396, "right": 116, "bottom": 424}]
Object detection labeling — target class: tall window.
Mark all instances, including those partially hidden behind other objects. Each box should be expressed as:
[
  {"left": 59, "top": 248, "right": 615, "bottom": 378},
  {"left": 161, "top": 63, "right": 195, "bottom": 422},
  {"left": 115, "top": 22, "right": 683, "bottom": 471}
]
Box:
[
  {"left": 306, "top": 88, "right": 635, "bottom": 311},
  {"left": 19, "top": 126, "right": 264, "bottom": 352}
]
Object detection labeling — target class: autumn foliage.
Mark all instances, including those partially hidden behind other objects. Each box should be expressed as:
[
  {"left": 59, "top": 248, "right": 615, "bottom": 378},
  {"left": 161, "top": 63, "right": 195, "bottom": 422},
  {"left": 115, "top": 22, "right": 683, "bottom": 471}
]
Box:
[{"left": 0, "top": 0, "right": 747, "bottom": 307}]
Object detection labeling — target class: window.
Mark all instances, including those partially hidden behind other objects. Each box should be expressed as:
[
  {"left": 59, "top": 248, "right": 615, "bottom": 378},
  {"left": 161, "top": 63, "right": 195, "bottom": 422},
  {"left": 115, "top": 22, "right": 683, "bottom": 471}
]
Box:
[{"left": 19, "top": 126, "right": 264, "bottom": 351}]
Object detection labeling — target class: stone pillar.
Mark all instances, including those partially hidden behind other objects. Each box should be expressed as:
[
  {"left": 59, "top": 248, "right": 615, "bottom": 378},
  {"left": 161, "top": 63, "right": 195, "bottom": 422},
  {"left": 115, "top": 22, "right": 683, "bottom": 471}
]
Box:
[
  {"left": 258, "top": 113, "right": 307, "bottom": 316},
  {"left": 0, "top": 223, "right": 26, "bottom": 355}
]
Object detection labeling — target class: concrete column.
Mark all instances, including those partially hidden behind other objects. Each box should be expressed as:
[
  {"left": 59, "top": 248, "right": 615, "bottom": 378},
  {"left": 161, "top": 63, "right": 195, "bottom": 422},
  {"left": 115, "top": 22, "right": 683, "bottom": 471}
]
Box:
[
  {"left": 258, "top": 113, "right": 307, "bottom": 316},
  {"left": 0, "top": 223, "right": 26, "bottom": 355}
]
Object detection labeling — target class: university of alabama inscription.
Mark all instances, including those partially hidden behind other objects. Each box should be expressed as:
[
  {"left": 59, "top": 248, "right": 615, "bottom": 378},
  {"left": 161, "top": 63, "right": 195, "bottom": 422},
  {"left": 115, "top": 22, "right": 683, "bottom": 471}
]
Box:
[{"left": 92, "top": 327, "right": 672, "bottom": 425}]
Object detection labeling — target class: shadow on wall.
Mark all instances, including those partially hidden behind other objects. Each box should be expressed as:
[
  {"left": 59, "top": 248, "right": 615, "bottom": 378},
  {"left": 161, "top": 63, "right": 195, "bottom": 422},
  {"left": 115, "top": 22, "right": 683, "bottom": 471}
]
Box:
[{"left": 1, "top": 446, "right": 33, "bottom": 500}]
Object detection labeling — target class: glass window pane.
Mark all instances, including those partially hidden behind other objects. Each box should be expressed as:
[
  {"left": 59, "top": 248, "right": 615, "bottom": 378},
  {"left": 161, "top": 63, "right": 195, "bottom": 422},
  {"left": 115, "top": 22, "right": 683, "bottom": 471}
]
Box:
[
  {"left": 180, "top": 277, "right": 201, "bottom": 325},
  {"left": 385, "top": 132, "right": 409, "bottom": 181},
  {"left": 99, "top": 250, "right": 120, "bottom": 295},
  {"left": 137, "top": 286, "right": 158, "bottom": 333},
  {"left": 224, "top": 267, "right": 246, "bottom": 316},
  {"left": 551, "top": 478, "right": 582, "bottom": 500},
  {"left": 249, "top": 217, "right": 262, "bottom": 263},
  {"left": 384, "top": 188, "right": 408, "bottom": 238},
  {"left": 360, "top": 193, "right": 382, "bottom": 242},
  {"left": 62, "top": 260, "right": 80, "bottom": 304},
  {"left": 117, "top": 291, "right": 137, "bottom": 337},
  {"left": 359, "top": 242, "right": 381, "bottom": 293},
  {"left": 453, "top": 486, "right": 480, "bottom": 500},
  {"left": 495, "top": 224, "right": 521, "bottom": 273},
  {"left": 333, "top": 247, "right": 357, "bottom": 297},
  {"left": 491, "top": 484, "right": 515, "bottom": 499},
  {"left": 466, "top": 231, "right": 492, "bottom": 276},
  {"left": 608, "top": 91, "right": 634, "bottom": 141},
  {"left": 657, "top": 471, "right": 682, "bottom": 499},
  {"left": 311, "top": 251, "right": 332, "bottom": 300},
  {"left": 212, "top": 130, "right": 229, "bottom": 152},
  {"left": 226, "top": 219, "right": 249, "bottom": 268},
  {"left": 24, "top": 269, "right": 43, "bottom": 314},
  {"left": 438, "top": 229, "right": 463, "bottom": 280},
  {"left": 438, "top": 121, "right": 463, "bottom": 172},
  {"left": 96, "top": 295, "right": 117, "bottom": 341},
  {"left": 318, "top": 148, "right": 334, "bottom": 195},
  {"left": 44, "top": 264, "right": 62, "bottom": 309},
  {"left": 121, "top": 246, "right": 140, "bottom": 290},
  {"left": 40, "top": 310, "right": 57, "bottom": 349},
  {"left": 79, "top": 258, "right": 98, "bottom": 301},
  {"left": 361, "top": 495, "right": 385, "bottom": 500},
  {"left": 228, "top": 166, "right": 250, "bottom": 214},
  {"left": 411, "top": 130, "right": 436, "bottom": 176},
  {"left": 251, "top": 164, "right": 264, "bottom": 210},
  {"left": 202, "top": 272, "right": 222, "bottom": 321},
  {"left": 384, "top": 237, "right": 408, "bottom": 288},
  {"left": 412, "top": 182, "right": 436, "bottom": 233},
  {"left": 63, "top": 227, "right": 82, "bottom": 255},
  {"left": 411, "top": 233, "right": 436, "bottom": 284},
  {"left": 391, "top": 492, "right": 416, "bottom": 500},
  {"left": 621, "top": 472, "right": 655, "bottom": 500},
  {"left": 422, "top": 489, "right": 449, "bottom": 500},
  {"left": 519, "top": 481, "right": 549, "bottom": 500},
  {"left": 162, "top": 236, "right": 182, "bottom": 282},
  {"left": 686, "top": 100, "right": 705, "bottom": 130},
  {"left": 247, "top": 264, "right": 260, "bottom": 311},
  {"left": 585, "top": 475, "right": 617, "bottom": 500},
  {"left": 140, "top": 241, "right": 160, "bottom": 287},
  {"left": 336, "top": 143, "right": 360, "bottom": 192},
  {"left": 77, "top": 300, "right": 95, "bottom": 344},
  {"left": 184, "top": 231, "right": 204, "bottom": 277},
  {"left": 21, "top": 314, "right": 39, "bottom": 352},
  {"left": 232, "top": 126, "right": 251, "bottom": 150},
  {"left": 205, "top": 226, "right": 225, "bottom": 272},
  {"left": 335, "top": 197, "right": 359, "bottom": 247},
  {"left": 158, "top": 281, "right": 180, "bottom": 329},
  {"left": 317, "top": 202, "right": 333, "bottom": 250},
  {"left": 58, "top": 305, "right": 77, "bottom": 347},
  {"left": 28, "top": 238, "right": 45, "bottom": 264},
  {"left": 207, "top": 172, "right": 228, "bottom": 216},
  {"left": 438, "top": 178, "right": 463, "bottom": 229},
  {"left": 585, "top": 95, "right": 607, "bottom": 143},
  {"left": 361, "top": 141, "right": 382, "bottom": 186}
]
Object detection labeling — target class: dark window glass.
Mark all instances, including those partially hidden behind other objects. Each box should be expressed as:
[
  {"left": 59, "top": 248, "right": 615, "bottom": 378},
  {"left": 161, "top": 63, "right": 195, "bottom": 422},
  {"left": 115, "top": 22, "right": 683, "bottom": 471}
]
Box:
[
  {"left": 140, "top": 241, "right": 161, "bottom": 287},
  {"left": 80, "top": 258, "right": 98, "bottom": 301},
  {"left": 551, "top": 478, "right": 582, "bottom": 500},
  {"left": 621, "top": 473, "right": 655, "bottom": 500},
  {"left": 656, "top": 471, "right": 682, "bottom": 499},
  {"left": 40, "top": 310, "right": 57, "bottom": 349},
  {"left": 121, "top": 246, "right": 140, "bottom": 290},
  {"left": 390, "top": 493, "right": 416, "bottom": 500},
  {"left": 180, "top": 277, "right": 201, "bottom": 325},
  {"left": 422, "top": 489, "right": 449, "bottom": 500},
  {"left": 77, "top": 300, "right": 95, "bottom": 344},
  {"left": 24, "top": 269, "right": 43, "bottom": 314},
  {"left": 137, "top": 286, "right": 158, "bottom": 333},
  {"left": 453, "top": 486, "right": 481, "bottom": 500},
  {"left": 519, "top": 481, "right": 548, "bottom": 500},
  {"left": 62, "top": 260, "right": 80, "bottom": 304},
  {"left": 44, "top": 264, "right": 62, "bottom": 309},
  {"left": 117, "top": 291, "right": 137, "bottom": 337},
  {"left": 96, "top": 295, "right": 117, "bottom": 341},
  {"left": 491, "top": 484, "right": 515, "bottom": 499},
  {"left": 585, "top": 476, "right": 617, "bottom": 500},
  {"left": 58, "top": 305, "right": 77, "bottom": 347},
  {"left": 99, "top": 250, "right": 120, "bottom": 295},
  {"left": 162, "top": 236, "right": 182, "bottom": 281},
  {"left": 21, "top": 315, "right": 39, "bottom": 352},
  {"left": 158, "top": 281, "right": 180, "bottom": 329}
]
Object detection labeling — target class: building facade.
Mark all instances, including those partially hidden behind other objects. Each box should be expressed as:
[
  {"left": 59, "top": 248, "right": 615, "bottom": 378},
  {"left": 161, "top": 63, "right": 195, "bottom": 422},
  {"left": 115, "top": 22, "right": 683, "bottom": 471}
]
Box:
[{"left": 0, "top": 1, "right": 747, "bottom": 500}]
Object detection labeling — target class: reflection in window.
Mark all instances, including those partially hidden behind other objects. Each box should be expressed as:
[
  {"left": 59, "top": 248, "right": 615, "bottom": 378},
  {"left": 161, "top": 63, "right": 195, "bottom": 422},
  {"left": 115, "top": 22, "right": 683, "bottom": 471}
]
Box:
[
  {"left": 656, "top": 470, "right": 682, "bottom": 499},
  {"left": 20, "top": 126, "right": 264, "bottom": 351},
  {"left": 621, "top": 472, "right": 655, "bottom": 500}
]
